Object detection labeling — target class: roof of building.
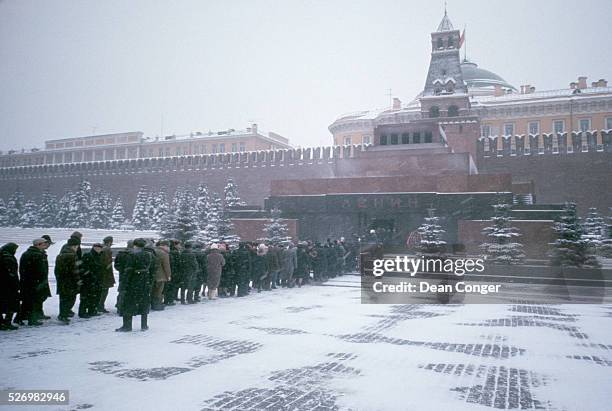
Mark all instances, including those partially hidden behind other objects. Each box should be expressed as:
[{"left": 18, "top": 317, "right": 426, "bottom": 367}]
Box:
[
  {"left": 460, "top": 60, "right": 517, "bottom": 92},
  {"left": 436, "top": 11, "right": 454, "bottom": 32}
]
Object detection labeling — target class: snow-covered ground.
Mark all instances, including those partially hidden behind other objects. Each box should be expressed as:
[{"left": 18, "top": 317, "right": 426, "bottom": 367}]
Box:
[{"left": 1, "top": 229, "right": 612, "bottom": 410}]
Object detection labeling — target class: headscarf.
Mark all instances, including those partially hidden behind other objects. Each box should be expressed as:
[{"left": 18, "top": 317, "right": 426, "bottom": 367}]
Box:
[{"left": 1, "top": 242, "right": 19, "bottom": 255}]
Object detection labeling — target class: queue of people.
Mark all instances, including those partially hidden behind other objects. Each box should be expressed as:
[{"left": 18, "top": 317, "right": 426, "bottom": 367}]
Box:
[{"left": 0, "top": 233, "right": 357, "bottom": 332}]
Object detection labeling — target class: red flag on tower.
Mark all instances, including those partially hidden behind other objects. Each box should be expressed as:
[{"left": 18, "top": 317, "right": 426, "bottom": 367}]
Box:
[{"left": 459, "top": 28, "right": 465, "bottom": 48}]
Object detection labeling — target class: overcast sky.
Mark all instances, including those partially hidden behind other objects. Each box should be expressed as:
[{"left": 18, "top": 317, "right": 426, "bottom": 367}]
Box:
[{"left": 1, "top": 0, "right": 611, "bottom": 151}]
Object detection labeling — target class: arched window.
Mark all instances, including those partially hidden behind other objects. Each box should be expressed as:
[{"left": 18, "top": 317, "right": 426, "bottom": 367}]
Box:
[
  {"left": 436, "top": 37, "right": 443, "bottom": 49},
  {"left": 445, "top": 82, "right": 454, "bottom": 93},
  {"left": 447, "top": 37, "right": 454, "bottom": 48},
  {"left": 429, "top": 106, "right": 440, "bottom": 118},
  {"left": 448, "top": 105, "right": 459, "bottom": 117}
]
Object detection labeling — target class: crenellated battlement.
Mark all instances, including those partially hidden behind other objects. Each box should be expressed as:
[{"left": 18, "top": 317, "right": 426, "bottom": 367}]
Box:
[
  {"left": 0, "top": 144, "right": 375, "bottom": 180},
  {"left": 476, "top": 130, "right": 612, "bottom": 158}
]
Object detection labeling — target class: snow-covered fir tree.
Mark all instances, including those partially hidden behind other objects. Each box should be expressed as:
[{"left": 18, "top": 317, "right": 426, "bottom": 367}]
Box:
[
  {"left": 582, "top": 207, "right": 606, "bottom": 248},
  {"left": 55, "top": 191, "right": 73, "bottom": 228},
  {"left": 0, "top": 198, "right": 8, "bottom": 226},
  {"left": 132, "top": 186, "right": 151, "bottom": 230},
  {"left": 38, "top": 189, "right": 58, "bottom": 228},
  {"left": 199, "top": 192, "right": 222, "bottom": 244},
  {"left": 67, "top": 180, "right": 92, "bottom": 228},
  {"left": 550, "top": 202, "right": 599, "bottom": 267},
  {"left": 6, "top": 191, "right": 25, "bottom": 226},
  {"left": 159, "top": 187, "right": 199, "bottom": 242},
  {"left": 195, "top": 183, "right": 210, "bottom": 229},
  {"left": 217, "top": 203, "right": 240, "bottom": 249},
  {"left": 89, "top": 192, "right": 109, "bottom": 229},
  {"left": 223, "top": 177, "right": 246, "bottom": 208},
  {"left": 110, "top": 198, "right": 126, "bottom": 229},
  {"left": 480, "top": 203, "right": 526, "bottom": 264},
  {"left": 149, "top": 189, "right": 170, "bottom": 230},
  {"left": 261, "top": 207, "right": 291, "bottom": 245},
  {"left": 20, "top": 199, "right": 39, "bottom": 228},
  {"left": 599, "top": 208, "right": 612, "bottom": 257},
  {"left": 416, "top": 209, "right": 447, "bottom": 255}
]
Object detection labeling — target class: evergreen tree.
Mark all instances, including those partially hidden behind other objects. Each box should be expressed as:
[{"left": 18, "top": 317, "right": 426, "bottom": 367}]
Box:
[
  {"left": 0, "top": 198, "right": 8, "bottom": 226},
  {"left": 195, "top": 183, "right": 210, "bottom": 229},
  {"left": 132, "top": 185, "right": 150, "bottom": 229},
  {"left": 68, "top": 180, "right": 92, "bottom": 228},
  {"left": 20, "top": 199, "right": 39, "bottom": 228},
  {"left": 582, "top": 207, "right": 605, "bottom": 248},
  {"left": 480, "top": 203, "right": 526, "bottom": 264},
  {"left": 550, "top": 202, "right": 599, "bottom": 267},
  {"left": 199, "top": 192, "right": 222, "bottom": 244},
  {"left": 599, "top": 207, "right": 612, "bottom": 257},
  {"left": 110, "top": 198, "right": 126, "bottom": 229},
  {"left": 149, "top": 189, "right": 169, "bottom": 230},
  {"left": 6, "top": 191, "right": 25, "bottom": 226},
  {"left": 89, "top": 192, "right": 109, "bottom": 229},
  {"left": 261, "top": 207, "right": 291, "bottom": 245},
  {"left": 159, "top": 187, "right": 198, "bottom": 242},
  {"left": 218, "top": 202, "right": 240, "bottom": 249},
  {"left": 38, "top": 189, "right": 58, "bottom": 228},
  {"left": 55, "top": 191, "right": 73, "bottom": 228},
  {"left": 416, "top": 209, "right": 447, "bottom": 255},
  {"left": 223, "top": 177, "right": 246, "bottom": 208}
]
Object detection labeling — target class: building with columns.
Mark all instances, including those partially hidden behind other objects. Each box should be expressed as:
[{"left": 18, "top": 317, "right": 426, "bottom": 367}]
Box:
[
  {"left": 328, "top": 13, "right": 612, "bottom": 154},
  {"left": 0, "top": 124, "right": 291, "bottom": 168}
]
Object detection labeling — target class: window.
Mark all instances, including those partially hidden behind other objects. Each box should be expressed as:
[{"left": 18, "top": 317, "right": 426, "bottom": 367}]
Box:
[
  {"left": 436, "top": 37, "right": 443, "bottom": 49},
  {"left": 390, "top": 134, "right": 398, "bottom": 145},
  {"left": 503, "top": 123, "right": 515, "bottom": 136},
  {"left": 94, "top": 150, "right": 103, "bottom": 161},
  {"left": 239, "top": 142, "right": 246, "bottom": 152},
  {"left": 429, "top": 106, "right": 440, "bottom": 118},
  {"left": 553, "top": 120, "right": 565, "bottom": 134},
  {"left": 528, "top": 121, "right": 539, "bottom": 135},
  {"left": 401, "top": 133, "right": 410, "bottom": 144},
  {"left": 219, "top": 143, "right": 225, "bottom": 153},
  {"left": 343, "top": 136, "right": 352, "bottom": 145},
  {"left": 74, "top": 152, "right": 83, "bottom": 162},
  {"left": 380, "top": 135, "right": 388, "bottom": 145},
  {"left": 231, "top": 143, "right": 238, "bottom": 152},
  {"left": 64, "top": 152, "right": 73, "bottom": 163},
  {"left": 202, "top": 144, "right": 207, "bottom": 154},
  {"left": 481, "top": 125, "right": 491, "bottom": 138},
  {"left": 447, "top": 105, "right": 459, "bottom": 117},
  {"left": 159, "top": 148, "right": 164, "bottom": 157},
  {"left": 212, "top": 144, "right": 218, "bottom": 153},
  {"left": 175, "top": 147, "right": 181, "bottom": 156},
  {"left": 362, "top": 135, "right": 371, "bottom": 145},
  {"left": 445, "top": 82, "right": 454, "bottom": 93},
  {"left": 413, "top": 132, "right": 421, "bottom": 144},
  {"left": 579, "top": 118, "right": 591, "bottom": 132},
  {"left": 424, "top": 131, "right": 433, "bottom": 143},
  {"left": 447, "top": 37, "right": 454, "bottom": 48},
  {"left": 606, "top": 117, "right": 612, "bottom": 130}
]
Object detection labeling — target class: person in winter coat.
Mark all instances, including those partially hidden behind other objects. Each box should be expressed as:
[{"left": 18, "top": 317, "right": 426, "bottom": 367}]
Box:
[
  {"left": 294, "top": 243, "right": 310, "bottom": 287},
  {"left": 206, "top": 244, "right": 225, "bottom": 300},
  {"left": 252, "top": 244, "right": 269, "bottom": 292},
  {"left": 180, "top": 242, "right": 199, "bottom": 304},
  {"left": 151, "top": 240, "right": 171, "bottom": 310},
  {"left": 265, "top": 244, "right": 281, "bottom": 289},
  {"left": 192, "top": 243, "right": 208, "bottom": 302},
  {"left": 0, "top": 243, "right": 20, "bottom": 330},
  {"left": 54, "top": 238, "right": 81, "bottom": 323},
  {"left": 164, "top": 240, "right": 182, "bottom": 306},
  {"left": 97, "top": 236, "right": 115, "bottom": 313},
  {"left": 79, "top": 244, "right": 105, "bottom": 318},
  {"left": 116, "top": 238, "right": 153, "bottom": 332},
  {"left": 234, "top": 242, "right": 252, "bottom": 297},
  {"left": 114, "top": 240, "right": 133, "bottom": 315},
  {"left": 19, "top": 239, "right": 50, "bottom": 326}
]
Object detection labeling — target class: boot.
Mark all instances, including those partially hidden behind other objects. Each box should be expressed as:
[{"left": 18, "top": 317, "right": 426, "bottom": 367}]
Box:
[
  {"left": 115, "top": 315, "right": 132, "bottom": 332},
  {"left": 186, "top": 290, "right": 194, "bottom": 304},
  {"left": 141, "top": 314, "right": 148, "bottom": 331}
]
